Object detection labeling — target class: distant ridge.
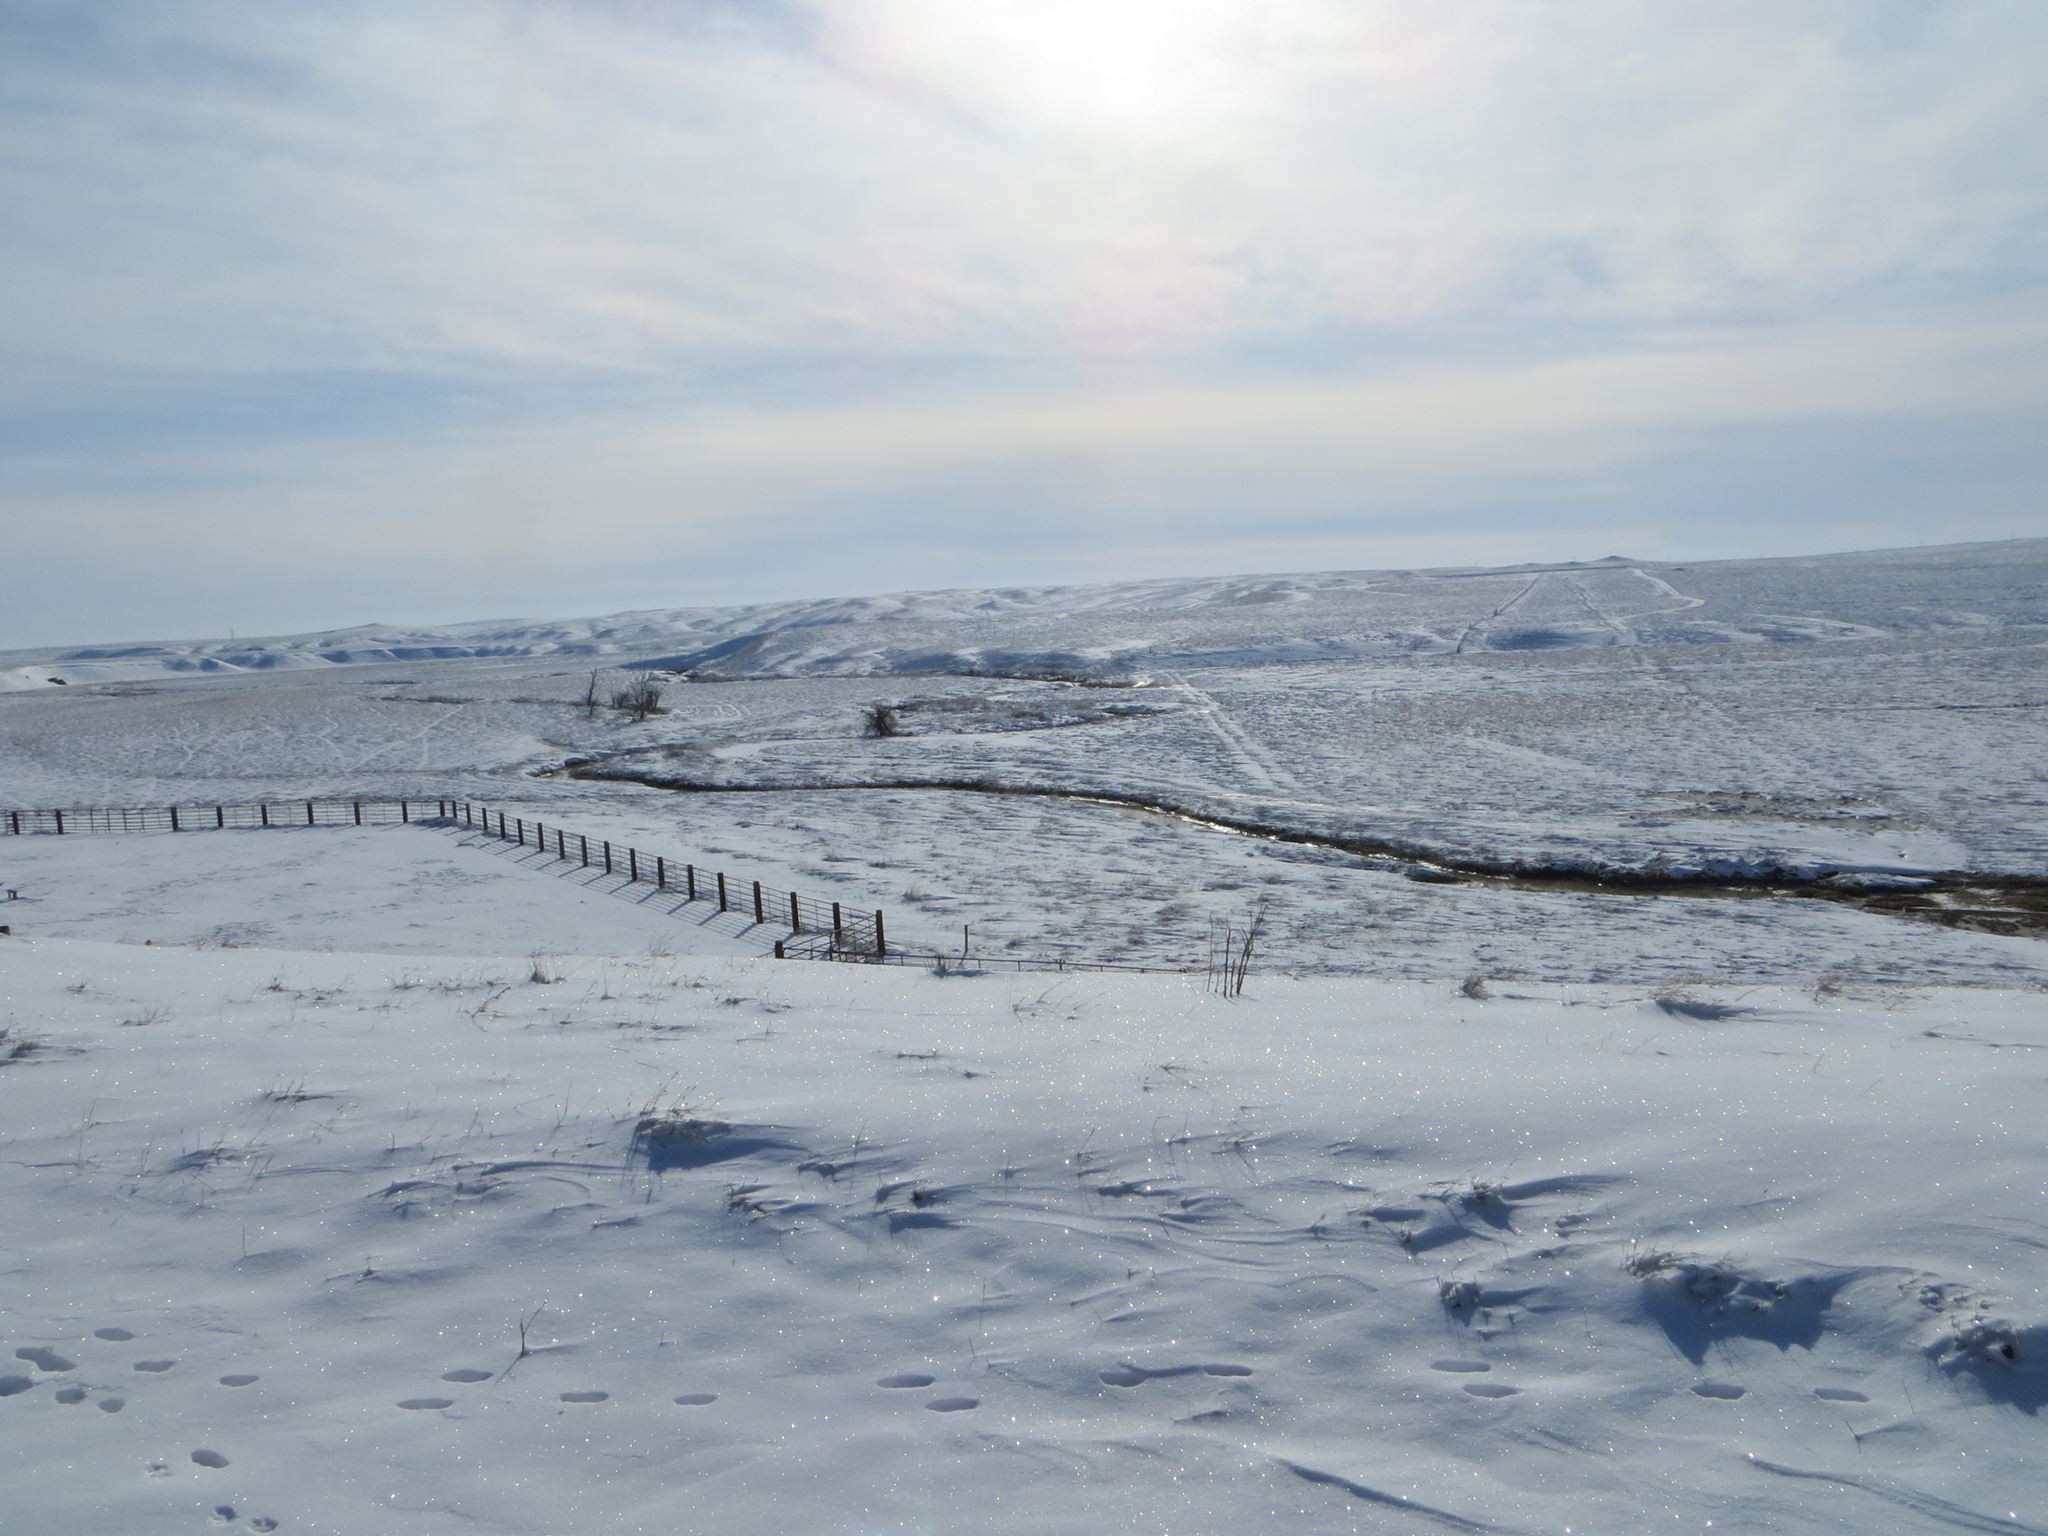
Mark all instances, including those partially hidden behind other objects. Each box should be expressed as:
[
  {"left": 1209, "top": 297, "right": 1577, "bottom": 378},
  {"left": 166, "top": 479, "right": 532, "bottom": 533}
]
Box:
[{"left": 1, "top": 537, "right": 2042, "bottom": 689}]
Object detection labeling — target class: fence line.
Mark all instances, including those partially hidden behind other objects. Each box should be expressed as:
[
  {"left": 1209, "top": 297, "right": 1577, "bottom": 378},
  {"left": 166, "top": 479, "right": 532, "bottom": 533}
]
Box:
[{"left": 3, "top": 797, "right": 889, "bottom": 960}]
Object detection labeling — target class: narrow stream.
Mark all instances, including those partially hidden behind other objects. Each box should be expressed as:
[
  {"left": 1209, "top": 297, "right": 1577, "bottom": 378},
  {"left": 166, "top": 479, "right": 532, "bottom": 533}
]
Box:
[{"left": 559, "top": 762, "right": 2048, "bottom": 940}]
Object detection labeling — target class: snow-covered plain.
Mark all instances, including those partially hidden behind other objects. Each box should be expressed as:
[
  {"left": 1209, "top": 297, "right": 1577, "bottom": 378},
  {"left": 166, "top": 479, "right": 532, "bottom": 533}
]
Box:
[{"left": 2, "top": 540, "right": 2046, "bottom": 1532}]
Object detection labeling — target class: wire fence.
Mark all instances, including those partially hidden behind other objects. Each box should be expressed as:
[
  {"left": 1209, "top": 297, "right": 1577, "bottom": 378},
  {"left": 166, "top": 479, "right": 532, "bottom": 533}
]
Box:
[
  {"left": 452, "top": 801, "right": 885, "bottom": 959},
  {"left": 3, "top": 796, "right": 890, "bottom": 960}
]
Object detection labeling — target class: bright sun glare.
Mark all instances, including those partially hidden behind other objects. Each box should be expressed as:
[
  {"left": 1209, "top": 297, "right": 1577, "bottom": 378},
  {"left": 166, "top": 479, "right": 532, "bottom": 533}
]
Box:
[{"left": 863, "top": 0, "right": 1262, "bottom": 140}]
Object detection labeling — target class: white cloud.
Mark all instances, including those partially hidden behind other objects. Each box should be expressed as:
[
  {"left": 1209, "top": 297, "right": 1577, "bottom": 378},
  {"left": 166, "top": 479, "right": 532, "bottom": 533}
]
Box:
[{"left": 3, "top": 1, "right": 2044, "bottom": 643}]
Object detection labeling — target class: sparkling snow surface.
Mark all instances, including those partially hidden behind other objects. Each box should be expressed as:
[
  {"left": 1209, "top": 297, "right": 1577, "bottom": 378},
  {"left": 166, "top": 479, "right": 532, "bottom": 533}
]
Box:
[{"left": 1, "top": 541, "right": 2045, "bottom": 1532}]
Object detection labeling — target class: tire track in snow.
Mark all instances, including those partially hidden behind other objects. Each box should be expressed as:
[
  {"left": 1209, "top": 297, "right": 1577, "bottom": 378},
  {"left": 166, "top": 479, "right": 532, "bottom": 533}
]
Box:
[
  {"left": 1628, "top": 567, "right": 1706, "bottom": 615},
  {"left": 1166, "top": 677, "right": 1302, "bottom": 796},
  {"left": 1452, "top": 575, "right": 1544, "bottom": 656},
  {"left": 1563, "top": 574, "right": 1637, "bottom": 646}
]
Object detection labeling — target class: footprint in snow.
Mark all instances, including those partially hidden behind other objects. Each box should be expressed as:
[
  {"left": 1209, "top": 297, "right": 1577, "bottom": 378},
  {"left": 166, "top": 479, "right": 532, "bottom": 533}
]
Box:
[
  {"left": 16, "top": 1346, "right": 76, "bottom": 1372},
  {"left": 440, "top": 1368, "right": 492, "bottom": 1384},
  {"left": 1430, "top": 1360, "right": 1490, "bottom": 1374},
  {"left": 397, "top": 1398, "right": 453, "bottom": 1411},
  {"left": 925, "top": 1397, "right": 979, "bottom": 1412},
  {"left": 1692, "top": 1382, "right": 1746, "bottom": 1401},
  {"left": 0, "top": 1375, "right": 33, "bottom": 1398},
  {"left": 1814, "top": 1386, "right": 1869, "bottom": 1403},
  {"left": 99, "top": 1397, "right": 125, "bottom": 1413},
  {"left": 55, "top": 1384, "right": 88, "bottom": 1405},
  {"left": 1463, "top": 1383, "right": 1521, "bottom": 1398},
  {"left": 133, "top": 1359, "right": 177, "bottom": 1374},
  {"left": 94, "top": 1327, "right": 135, "bottom": 1342},
  {"left": 560, "top": 1391, "right": 609, "bottom": 1403},
  {"left": 220, "top": 1374, "right": 259, "bottom": 1387},
  {"left": 192, "top": 1449, "right": 229, "bottom": 1469},
  {"left": 673, "top": 1393, "right": 718, "bottom": 1406},
  {"left": 876, "top": 1373, "right": 935, "bottom": 1389}
]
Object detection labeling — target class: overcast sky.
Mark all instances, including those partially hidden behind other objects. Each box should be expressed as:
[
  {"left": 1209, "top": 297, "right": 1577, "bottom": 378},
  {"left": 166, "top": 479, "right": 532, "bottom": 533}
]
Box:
[{"left": 4, "top": 1, "right": 2045, "bottom": 648}]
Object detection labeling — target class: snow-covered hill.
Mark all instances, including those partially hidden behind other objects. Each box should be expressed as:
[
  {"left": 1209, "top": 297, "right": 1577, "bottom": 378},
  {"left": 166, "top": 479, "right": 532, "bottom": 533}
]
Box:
[{"left": 6, "top": 538, "right": 2042, "bottom": 686}]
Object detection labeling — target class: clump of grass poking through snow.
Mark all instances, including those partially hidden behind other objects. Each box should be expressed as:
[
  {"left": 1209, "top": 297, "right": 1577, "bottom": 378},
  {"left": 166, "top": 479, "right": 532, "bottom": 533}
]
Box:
[{"left": 631, "top": 1086, "right": 727, "bottom": 1161}]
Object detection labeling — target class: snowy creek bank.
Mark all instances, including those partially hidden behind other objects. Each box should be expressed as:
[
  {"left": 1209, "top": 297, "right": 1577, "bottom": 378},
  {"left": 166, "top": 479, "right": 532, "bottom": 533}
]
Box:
[{"left": 559, "top": 759, "right": 2048, "bottom": 942}]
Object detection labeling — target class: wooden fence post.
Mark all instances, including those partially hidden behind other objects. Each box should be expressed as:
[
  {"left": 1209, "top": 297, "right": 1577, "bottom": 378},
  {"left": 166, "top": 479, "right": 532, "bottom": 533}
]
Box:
[
  {"left": 874, "top": 910, "right": 886, "bottom": 956},
  {"left": 628, "top": 848, "right": 638, "bottom": 882},
  {"left": 465, "top": 803, "right": 474, "bottom": 828},
  {"left": 353, "top": 801, "right": 362, "bottom": 825},
  {"left": 655, "top": 856, "right": 665, "bottom": 889},
  {"left": 557, "top": 830, "right": 566, "bottom": 859},
  {"left": 789, "top": 891, "right": 801, "bottom": 931},
  {"left": 687, "top": 864, "right": 697, "bottom": 900},
  {"left": 8, "top": 811, "right": 17, "bottom": 836},
  {"left": 774, "top": 939, "right": 786, "bottom": 959},
  {"left": 580, "top": 835, "right": 589, "bottom": 867},
  {"left": 216, "top": 806, "right": 224, "bottom": 828},
  {"left": 170, "top": 806, "right": 180, "bottom": 832},
  {"left": 832, "top": 902, "right": 842, "bottom": 942},
  {"left": 402, "top": 800, "right": 411, "bottom": 823},
  {"left": 753, "top": 881, "right": 764, "bottom": 924},
  {"left": 54, "top": 809, "right": 64, "bottom": 834},
  {"left": 717, "top": 872, "right": 727, "bottom": 911},
  {"left": 306, "top": 801, "right": 315, "bottom": 826},
  {"left": 604, "top": 841, "right": 613, "bottom": 874},
  {"left": 260, "top": 804, "right": 269, "bottom": 827}
]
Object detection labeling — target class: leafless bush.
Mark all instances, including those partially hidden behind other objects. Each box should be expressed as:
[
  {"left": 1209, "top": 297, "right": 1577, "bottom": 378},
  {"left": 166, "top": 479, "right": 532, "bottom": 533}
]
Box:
[
  {"left": 610, "top": 674, "right": 667, "bottom": 721},
  {"left": 1207, "top": 899, "right": 1268, "bottom": 997},
  {"left": 862, "top": 702, "right": 903, "bottom": 738}
]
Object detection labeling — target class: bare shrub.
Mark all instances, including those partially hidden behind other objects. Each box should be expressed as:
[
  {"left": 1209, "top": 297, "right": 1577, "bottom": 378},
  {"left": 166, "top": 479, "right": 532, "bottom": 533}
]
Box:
[
  {"left": 862, "top": 702, "right": 903, "bottom": 738},
  {"left": 610, "top": 674, "right": 667, "bottom": 721}
]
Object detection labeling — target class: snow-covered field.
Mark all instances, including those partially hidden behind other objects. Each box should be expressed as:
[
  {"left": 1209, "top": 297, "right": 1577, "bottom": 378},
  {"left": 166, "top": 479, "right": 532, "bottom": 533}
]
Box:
[{"left": 3, "top": 540, "right": 2045, "bottom": 1532}]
